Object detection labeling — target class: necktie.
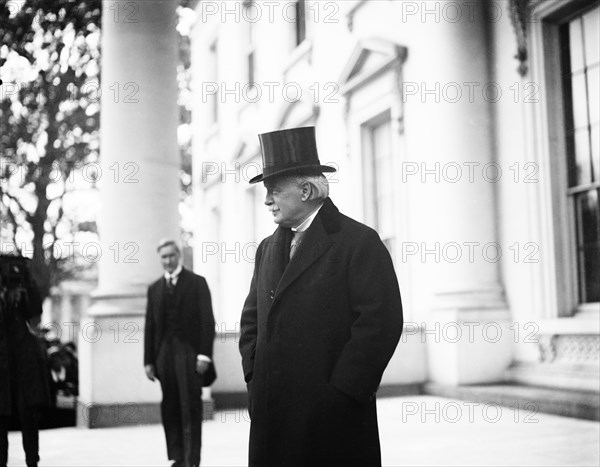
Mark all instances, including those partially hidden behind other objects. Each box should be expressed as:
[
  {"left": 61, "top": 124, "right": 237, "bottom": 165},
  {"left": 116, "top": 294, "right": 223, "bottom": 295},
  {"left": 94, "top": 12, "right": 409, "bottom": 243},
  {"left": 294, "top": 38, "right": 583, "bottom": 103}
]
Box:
[
  {"left": 289, "top": 231, "right": 305, "bottom": 260},
  {"left": 166, "top": 276, "right": 175, "bottom": 294}
]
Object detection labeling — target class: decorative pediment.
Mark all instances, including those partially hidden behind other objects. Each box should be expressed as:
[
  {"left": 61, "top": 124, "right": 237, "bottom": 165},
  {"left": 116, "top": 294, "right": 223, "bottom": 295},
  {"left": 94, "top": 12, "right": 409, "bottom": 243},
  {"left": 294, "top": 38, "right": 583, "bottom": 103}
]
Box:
[{"left": 339, "top": 38, "right": 408, "bottom": 95}]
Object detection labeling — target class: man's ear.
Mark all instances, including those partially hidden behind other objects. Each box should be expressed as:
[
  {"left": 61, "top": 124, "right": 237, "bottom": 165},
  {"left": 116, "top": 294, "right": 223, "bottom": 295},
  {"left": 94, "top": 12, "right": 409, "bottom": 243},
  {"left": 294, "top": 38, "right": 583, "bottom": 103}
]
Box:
[{"left": 300, "top": 182, "right": 311, "bottom": 201}]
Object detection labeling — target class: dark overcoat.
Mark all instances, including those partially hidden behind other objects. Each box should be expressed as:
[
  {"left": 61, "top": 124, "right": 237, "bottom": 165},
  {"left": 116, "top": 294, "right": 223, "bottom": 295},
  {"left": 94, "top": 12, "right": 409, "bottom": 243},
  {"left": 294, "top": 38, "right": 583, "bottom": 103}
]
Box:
[
  {"left": 239, "top": 197, "right": 403, "bottom": 467},
  {"left": 0, "top": 284, "right": 50, "bottom": 416},
  {"left": 144, "top": 268, "right": 216, "bottom": 368}
]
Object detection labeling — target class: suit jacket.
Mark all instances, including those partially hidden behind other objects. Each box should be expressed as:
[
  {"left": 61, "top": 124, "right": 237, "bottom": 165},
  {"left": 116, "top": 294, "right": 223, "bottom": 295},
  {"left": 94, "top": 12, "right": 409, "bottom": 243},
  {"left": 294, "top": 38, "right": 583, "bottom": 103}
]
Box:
[
  {"left": 239, "top": 197, "right": 404, "bottom": 467},
  {"left": 144, "top": 268, "right": 215, "bottom": 380},
  {"left": 1, "top": 282, "right": 50, "bottom": 416}
]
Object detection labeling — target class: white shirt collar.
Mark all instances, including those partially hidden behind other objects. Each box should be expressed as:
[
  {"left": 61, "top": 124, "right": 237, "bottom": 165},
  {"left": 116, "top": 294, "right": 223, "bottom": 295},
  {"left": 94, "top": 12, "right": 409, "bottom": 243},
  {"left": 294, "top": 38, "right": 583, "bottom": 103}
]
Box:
[
  {"left": 164, "top": 264, "right": 183, "bottom": 282},
  {"left": 292, "top": 203, "right": 324, "bottom": 233}
]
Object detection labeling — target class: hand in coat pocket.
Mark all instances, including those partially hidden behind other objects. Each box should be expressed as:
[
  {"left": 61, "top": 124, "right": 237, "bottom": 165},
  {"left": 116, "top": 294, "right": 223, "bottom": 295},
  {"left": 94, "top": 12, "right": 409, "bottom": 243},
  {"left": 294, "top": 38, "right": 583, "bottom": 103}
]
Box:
[
  {"left": 195, "top": 359, "right": 210, "bottom": 374},
  {"left": 145, "top": 364, "right": 156, "bottom": 382}
]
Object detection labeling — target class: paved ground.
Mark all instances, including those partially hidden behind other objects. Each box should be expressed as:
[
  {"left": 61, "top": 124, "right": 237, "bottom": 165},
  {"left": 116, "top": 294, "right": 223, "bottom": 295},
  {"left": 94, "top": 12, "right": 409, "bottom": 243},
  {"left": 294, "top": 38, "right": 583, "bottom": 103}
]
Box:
[{"left": 6, "top": 395, "right": 600, "bottom": 466}]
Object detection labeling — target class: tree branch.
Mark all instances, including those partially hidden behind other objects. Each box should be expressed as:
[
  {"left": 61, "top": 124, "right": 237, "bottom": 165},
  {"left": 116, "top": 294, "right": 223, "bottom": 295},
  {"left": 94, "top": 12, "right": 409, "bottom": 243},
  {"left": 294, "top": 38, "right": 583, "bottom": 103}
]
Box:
[
  {"left": 1, "top": 194, "right": 23, "bottom": 255},
  {"left": 2, "top": 189, "right": 31, "bottom": 220}
]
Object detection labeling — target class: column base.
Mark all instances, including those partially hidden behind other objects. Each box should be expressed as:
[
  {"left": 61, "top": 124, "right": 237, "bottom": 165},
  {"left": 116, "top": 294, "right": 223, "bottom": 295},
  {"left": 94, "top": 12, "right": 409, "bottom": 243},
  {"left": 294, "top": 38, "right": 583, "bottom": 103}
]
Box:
[
  {"left": 76, "top": 399, "right": 216, "bottom": 427},
  {"left": 77, "top": 401, "right": 161, "bottom": 428},
  {"left": 424, "top": 382, "right": 600, "bottom": 421},
  {"left": 507, "top": 361, "right": 599, "bottom": 393},
  {"left": 77, "top": 299, "right": 163, "bottom": 427},
  {"left": 426, "top": 308, "right": 513, "bottom": 385}
]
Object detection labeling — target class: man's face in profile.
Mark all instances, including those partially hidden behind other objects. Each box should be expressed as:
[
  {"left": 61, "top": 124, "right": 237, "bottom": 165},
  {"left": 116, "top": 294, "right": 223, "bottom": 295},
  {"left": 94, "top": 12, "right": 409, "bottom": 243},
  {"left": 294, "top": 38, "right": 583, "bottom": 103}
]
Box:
[
  {"left": 159, "top": 244, "right": 180, "bottom": 274},
  {"left": 263, "top": 176, "right": 306, "bottom": 228}
]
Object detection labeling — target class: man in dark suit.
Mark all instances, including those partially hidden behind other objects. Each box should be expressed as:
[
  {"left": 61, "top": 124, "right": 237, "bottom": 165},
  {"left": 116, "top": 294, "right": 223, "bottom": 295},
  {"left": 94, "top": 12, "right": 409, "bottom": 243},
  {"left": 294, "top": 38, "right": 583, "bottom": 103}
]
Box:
[
  {"left": 239, "top": 127, "right": 404, "bottom": 467},
  {"left": 144, "top": 240, "right": 216, "bottom": 467},
  {"left": 1, "top": 256, "right": 49, "bottom": 467}
]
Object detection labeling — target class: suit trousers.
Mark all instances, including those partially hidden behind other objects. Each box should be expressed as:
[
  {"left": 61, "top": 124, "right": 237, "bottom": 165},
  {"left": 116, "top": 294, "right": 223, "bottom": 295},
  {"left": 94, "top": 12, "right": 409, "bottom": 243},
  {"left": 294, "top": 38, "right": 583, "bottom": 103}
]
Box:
[
  {"left": 0, "top": 386, "right": 41, "bottom": 467},
  {"left": 156, "top": 336, "right": 203, "bottom": 467}
]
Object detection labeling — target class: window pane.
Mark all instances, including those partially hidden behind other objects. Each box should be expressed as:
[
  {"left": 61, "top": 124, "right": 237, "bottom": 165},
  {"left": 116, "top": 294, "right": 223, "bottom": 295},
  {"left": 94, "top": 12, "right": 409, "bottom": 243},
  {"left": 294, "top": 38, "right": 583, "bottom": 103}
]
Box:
[
  {"left": 577, "top": 190, "right": 600, "bottom": 244},
  {"left": 566, "top": 134, "right": 577, "bottom": 187},
  {"left": 295, "top": 0, "right": 306, "bottom": 46},
  {"left": 562, "top": 6, "right": 600, "bottom": 307},
  {"left": 373, "top": 120, "right": 394, "bottom": 237},
  {"left": 576, "top": 190, "right": 600, "bottom": 302},
  {"left": 582, "top": 244, "right": 600, "bottom": 302},
  {"left": 583, "top": 7, "right": 599, "bottom": 66},
  {"left": 209, "top": 40, "right": 218, "bottom": 123},
  {"left": 571, "top": 73, "right": 588, "bottom": 130},
  {"left": 574, "top": 128, "right": 592, "bottom": 186},
  {"left": 248, "top": 51, "right": 255, "bottom": 85},
  {"left": 569, "top": 18, "right": 585, "bottom": 72},
  {"left": 587, "top": 65, "right": 599, "bottom": 125},
  {"left": 591, "top": 124, "right": 599, "bottom": 182}
]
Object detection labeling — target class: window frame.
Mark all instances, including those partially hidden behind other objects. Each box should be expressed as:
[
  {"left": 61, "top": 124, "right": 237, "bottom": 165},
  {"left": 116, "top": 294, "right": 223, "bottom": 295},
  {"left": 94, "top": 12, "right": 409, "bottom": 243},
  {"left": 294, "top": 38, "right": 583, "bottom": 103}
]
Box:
[
  {"left": 361, "top": 110, "right": 394, "bottom": 236},
  {"left": 532, "top": 0, "right": 599, "bottom": 316},
  {"left": 208, "top": 38, "right": 219, "bottom": 124},
  {"left": 243, "top": 0, "right": 256, "bottom": 87},
  {"left": 559, "top": 8, "right": 600, "bottom": 306}
]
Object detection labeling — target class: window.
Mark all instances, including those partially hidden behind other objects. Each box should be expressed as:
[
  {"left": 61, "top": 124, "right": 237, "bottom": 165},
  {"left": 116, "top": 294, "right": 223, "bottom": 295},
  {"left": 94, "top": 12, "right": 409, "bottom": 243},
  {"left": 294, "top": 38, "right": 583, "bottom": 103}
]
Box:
[
  {"left": 248, "top": 46, "right": 255, "bottom": 86},
  {"left": 362, "top": 112, "right": 395, "bottom": 255},
  {"left": 243, "top": 0, "right": 256, "bottom": 86},
  {"left": 294, "top": 0, "right": 306, "bottom": 47},
  {"left": 560, "top": 5, "right": 599, "bottom": 304},
  {"left": 209, "top": 39, "right": 218, "bottom": 123}
]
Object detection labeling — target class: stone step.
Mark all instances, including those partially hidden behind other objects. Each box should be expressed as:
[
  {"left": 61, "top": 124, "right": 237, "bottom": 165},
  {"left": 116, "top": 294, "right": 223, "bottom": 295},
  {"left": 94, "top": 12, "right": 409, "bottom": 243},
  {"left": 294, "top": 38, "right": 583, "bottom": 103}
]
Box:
[{"left": 424, "top": 382, "right": 600, "bottom": 421}]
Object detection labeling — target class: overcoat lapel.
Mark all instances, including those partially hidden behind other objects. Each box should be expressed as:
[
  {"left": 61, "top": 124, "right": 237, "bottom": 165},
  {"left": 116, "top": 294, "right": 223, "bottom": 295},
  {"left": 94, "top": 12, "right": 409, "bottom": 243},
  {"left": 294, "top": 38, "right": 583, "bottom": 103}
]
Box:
[
  {"left": 274, "top": 214, "right": 333, "bottom": 300},
  {"left": 263, "top": 226, "right": 292, "bottom": 308}
]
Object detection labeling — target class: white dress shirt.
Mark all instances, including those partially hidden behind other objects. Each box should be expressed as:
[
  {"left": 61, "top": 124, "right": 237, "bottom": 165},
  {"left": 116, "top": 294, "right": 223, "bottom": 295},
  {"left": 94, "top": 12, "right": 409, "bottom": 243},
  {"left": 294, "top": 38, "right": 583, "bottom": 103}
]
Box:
[
  {"left": 292, "top": 202, "right": 324, "bottom": 232},
  {"left": 163, "top": 264, "right": 183, "bottom": 284}
]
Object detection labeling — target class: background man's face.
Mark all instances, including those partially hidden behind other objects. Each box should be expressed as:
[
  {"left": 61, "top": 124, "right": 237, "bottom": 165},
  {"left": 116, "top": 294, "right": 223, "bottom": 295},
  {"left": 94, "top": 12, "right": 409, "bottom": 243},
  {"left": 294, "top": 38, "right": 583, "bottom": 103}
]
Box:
[
  {"left": 158, "top": 244, "right": 180, "bottom": 273},
  {"left": 264, "top": 177, "right": 306, "bottom": 228}
]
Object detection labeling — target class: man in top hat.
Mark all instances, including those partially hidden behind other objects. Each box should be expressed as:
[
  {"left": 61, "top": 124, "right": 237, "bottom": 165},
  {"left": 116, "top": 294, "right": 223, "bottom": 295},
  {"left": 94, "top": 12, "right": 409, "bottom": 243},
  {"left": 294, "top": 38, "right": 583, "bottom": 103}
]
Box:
[
  {"left": 239, "top": 127, "right": 404, "bottom": 467},
  {"left": 144, "top": 239, "right": 216, "bottom": 467}
]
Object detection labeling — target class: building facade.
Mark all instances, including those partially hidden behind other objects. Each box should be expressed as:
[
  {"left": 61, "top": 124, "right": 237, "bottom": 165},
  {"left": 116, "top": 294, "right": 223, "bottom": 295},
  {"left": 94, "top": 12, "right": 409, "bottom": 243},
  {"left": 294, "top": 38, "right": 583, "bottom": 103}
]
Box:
[{"left": 190, "top": 0, "right": 599, "bottom": 407}]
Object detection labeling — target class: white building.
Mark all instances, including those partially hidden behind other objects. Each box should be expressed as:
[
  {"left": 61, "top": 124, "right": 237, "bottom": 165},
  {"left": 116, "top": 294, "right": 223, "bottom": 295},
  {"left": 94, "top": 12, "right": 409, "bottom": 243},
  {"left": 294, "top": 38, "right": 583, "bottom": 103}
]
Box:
[
  {"left": 190, "top": 0, "right": 599, "bottom": 416},
  {"left": 76, "top": 0, "right": 598, "bottom": 426}
]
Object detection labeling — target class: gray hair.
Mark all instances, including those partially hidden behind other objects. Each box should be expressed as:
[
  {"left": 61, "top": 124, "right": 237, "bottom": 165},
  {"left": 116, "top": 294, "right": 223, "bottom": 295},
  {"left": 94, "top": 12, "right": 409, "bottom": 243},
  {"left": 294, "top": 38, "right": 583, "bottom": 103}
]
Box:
[
  {"left": 288, "top": 174, "right": 329, "bottom": 201},
  {"left": 156, "top": 238, "right": 181, "bottom": 253}
]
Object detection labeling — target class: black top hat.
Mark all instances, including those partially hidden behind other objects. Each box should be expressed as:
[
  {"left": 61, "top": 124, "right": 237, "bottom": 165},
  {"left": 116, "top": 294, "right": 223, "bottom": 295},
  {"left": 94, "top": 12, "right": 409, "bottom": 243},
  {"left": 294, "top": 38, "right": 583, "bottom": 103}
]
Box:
[{"left": 249, "top": 126, "right": 336, "bottom": 184}]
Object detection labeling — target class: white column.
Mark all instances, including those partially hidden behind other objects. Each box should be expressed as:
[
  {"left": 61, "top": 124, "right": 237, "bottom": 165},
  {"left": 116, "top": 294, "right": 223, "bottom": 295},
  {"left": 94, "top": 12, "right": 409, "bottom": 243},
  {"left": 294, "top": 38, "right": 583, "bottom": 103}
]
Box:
[
  {"left": 78, "top": 0, "right": 179, "bottom": 427},
  {"left": 411, "top": 2, "right": 512, "bottom": 385},
  {"left": 59, "top": 291, "right": 73, "bottom": 333}
]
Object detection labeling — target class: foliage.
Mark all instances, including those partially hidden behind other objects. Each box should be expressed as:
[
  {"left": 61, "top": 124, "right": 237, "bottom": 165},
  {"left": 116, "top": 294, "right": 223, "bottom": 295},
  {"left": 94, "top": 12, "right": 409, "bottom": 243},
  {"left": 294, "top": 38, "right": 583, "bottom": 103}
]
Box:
[{"left": 0, "top": 0, "right": 102, "bottom": 299}]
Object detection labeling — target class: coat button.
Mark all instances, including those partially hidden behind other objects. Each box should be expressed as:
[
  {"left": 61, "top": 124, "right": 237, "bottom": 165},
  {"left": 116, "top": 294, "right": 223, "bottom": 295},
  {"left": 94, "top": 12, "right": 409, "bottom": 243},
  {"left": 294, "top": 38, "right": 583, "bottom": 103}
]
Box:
[{"left": 269, "top": 290, "right": 275, "bottom": 299}]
